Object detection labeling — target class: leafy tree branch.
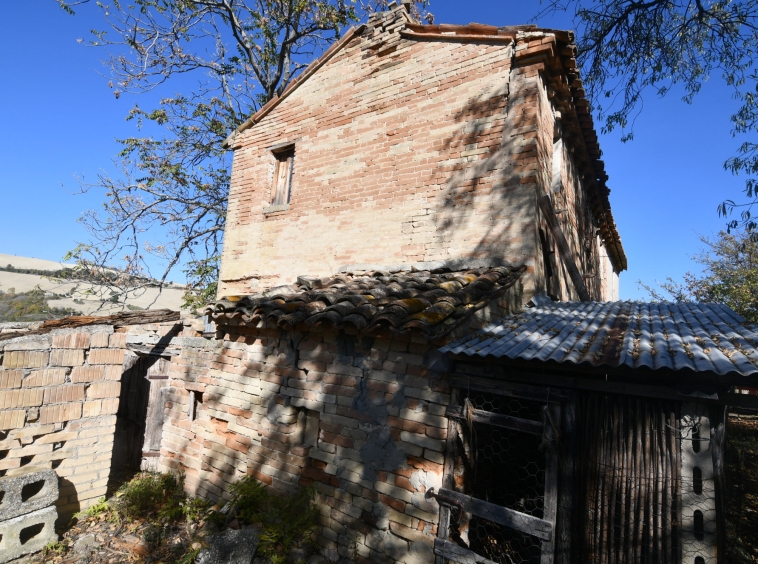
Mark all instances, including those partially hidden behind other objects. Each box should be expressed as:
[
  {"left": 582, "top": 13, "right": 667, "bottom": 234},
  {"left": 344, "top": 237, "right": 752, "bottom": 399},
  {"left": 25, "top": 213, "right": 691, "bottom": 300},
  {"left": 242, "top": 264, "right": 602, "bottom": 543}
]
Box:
[
  {"left": 55, "top": 0, "right": 428, "bottom": 309},
  {"left": 538, "top": 0, "right": 758, "bottom": 229}
]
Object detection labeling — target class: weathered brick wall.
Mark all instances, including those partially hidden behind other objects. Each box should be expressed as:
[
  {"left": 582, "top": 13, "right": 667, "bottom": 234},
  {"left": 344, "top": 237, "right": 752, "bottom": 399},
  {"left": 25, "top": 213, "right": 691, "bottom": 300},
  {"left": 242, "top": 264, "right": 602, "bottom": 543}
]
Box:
[
  {"left": 160, "top": 322, "right": 454, "bottom": 563},
  {"left": 0, "top": 320, "right": 181, "bottom": 521},
  {"left": 0, "top": 327, "right": 124, "bottom": 519},
  {"left": 219, "top": 8, "right": 545, "bottom": 298}
]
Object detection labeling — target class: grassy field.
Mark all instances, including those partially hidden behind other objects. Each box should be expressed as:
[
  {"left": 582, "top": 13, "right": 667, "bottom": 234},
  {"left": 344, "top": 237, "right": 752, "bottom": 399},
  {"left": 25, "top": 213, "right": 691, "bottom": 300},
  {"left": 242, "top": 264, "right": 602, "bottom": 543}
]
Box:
[{"left": 0, "top": 253, "right": 185, "bottom": 318}]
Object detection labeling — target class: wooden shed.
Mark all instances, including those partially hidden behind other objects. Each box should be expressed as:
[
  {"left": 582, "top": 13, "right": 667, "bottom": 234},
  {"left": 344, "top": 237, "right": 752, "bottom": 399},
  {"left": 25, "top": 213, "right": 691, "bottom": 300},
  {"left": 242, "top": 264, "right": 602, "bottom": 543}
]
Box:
[{"left": 435, "top": 298, "right": 758, "bottom": 564}]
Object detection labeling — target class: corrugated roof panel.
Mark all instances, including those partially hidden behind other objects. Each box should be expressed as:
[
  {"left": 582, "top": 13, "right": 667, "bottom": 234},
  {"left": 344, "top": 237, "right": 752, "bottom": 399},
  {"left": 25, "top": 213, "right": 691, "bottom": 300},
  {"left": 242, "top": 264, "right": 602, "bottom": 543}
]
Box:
[{"left": 441, "top": 299, "right": 758, "bottom": 378}]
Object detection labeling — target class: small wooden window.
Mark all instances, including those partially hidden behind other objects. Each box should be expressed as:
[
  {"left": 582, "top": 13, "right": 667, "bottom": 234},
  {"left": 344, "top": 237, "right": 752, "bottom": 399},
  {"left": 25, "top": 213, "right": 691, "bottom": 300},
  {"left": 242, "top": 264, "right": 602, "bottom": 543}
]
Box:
[{"left": 271, "top": 147, "right": 294, "bottom": 205}]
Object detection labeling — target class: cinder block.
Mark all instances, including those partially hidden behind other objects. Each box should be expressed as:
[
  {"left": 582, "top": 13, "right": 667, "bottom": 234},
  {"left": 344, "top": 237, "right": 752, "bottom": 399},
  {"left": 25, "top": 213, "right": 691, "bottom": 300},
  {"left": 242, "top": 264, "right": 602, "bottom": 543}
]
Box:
[
  {"left": 0, "top": 467, "right": 59, "bottom": 521},
  {"left": 39, "top": 403, "right": 82, "bottom": 425},
  {"left": 0, "top": 506, "right": 57, "bottom": 563},
  {"left": 0, "top": 409, "right": 26, "bottom": 431},
  {"left": 0, "top": 389, "right": 43, "bottom": 409},
  {"left": 90, "top": 332, "right": 110, "bottom": 348},
  {"left": 70, "top": 366, "right": 105, "bottom": 383},
  {"left": 2, "top": 351, "right": 48, "bottom": 369},
  {"left": 108, "top": 333, "right": 127, "bottom": 348},
  {"left": 43, "top": 384, "right": 85, "bottom": 404},
  {"left": 22, "top": 368, "right": 66, "bottom": 388},
  {"left": 87, "top": 382, "right": 120, "bottom": 400}
]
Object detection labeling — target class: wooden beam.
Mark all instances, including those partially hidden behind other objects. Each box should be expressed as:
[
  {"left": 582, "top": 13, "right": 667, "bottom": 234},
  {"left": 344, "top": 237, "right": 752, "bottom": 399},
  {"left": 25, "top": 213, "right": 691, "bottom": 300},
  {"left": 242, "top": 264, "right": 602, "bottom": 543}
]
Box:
[
  {"left": 454, "top": 366, "right": 758, "bottom": 408},
  {"left": 450, "top": 375, "right": 562, "bottom": 403},
  {"left": 434, "top": 539, "right": 499, "bottom": 564},
  {"left": 128, "top": 344, "right": 182, "bottom": 357},
  {"left": 436, "top": 488, "right": 553, "bottom": 541},
  {"left": 555, "top": 398, "right": 577, "bottom": 564},
  {"left": 541, "top": 404, "right": 560, "bottom": 563},
  {"left": 538, "top": 195, "right": 591, "bottom": 301},
  {"left": 711, "top": 404, "right": 727, "bottom": 562},
  {"left": 446, "top": 405, "right": 544, "bottom": 435}
]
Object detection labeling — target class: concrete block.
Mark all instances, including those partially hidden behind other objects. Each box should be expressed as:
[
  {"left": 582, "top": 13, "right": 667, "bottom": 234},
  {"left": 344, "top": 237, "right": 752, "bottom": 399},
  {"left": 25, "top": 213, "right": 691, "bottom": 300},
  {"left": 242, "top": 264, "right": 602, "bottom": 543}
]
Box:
[
  {"left": 0, "top": 467, "right": 59, "bottom": 521},
  {"left": 0, "top": 506, "right": 57, "bottom": 563}
]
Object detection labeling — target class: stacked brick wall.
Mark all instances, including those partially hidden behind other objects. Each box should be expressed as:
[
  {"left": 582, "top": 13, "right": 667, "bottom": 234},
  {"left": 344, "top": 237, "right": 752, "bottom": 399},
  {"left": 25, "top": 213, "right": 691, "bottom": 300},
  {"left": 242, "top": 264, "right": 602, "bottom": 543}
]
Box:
[
  {"left": 0, "top": 327, "right": 124, "bottom": 519},
  {"left": 160, "top": 323, "right": 451, "bottom": 563},
  {"left": 0, "top": 320, "right": 182, "bottom": 521},
  {"left": 219, "top": 7, "right": 543, "bottom": 297}
]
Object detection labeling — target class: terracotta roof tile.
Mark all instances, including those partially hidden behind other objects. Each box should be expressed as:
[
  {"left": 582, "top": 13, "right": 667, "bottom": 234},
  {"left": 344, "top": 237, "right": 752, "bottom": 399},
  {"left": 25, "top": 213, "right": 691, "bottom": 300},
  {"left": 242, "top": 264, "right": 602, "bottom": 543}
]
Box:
[{"left": 209, "top": 264, "right": 525, "bottom": 339}]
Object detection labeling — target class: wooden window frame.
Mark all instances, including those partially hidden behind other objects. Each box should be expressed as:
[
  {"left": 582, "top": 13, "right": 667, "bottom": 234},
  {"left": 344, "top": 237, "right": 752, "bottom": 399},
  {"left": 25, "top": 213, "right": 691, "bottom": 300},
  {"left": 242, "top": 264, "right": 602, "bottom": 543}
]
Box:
[
  {"left": 435, "top": 380, "right": 563, "bottom": 564},
  {"left": 270, "top": 146, "right": 295, "bottom": 207}
]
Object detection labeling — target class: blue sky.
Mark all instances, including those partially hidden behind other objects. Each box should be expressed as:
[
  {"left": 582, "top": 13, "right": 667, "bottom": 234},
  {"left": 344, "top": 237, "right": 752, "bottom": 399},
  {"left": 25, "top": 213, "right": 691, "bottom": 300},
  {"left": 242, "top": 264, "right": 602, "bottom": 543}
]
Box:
[{"left": 0, "top": 1, "right": 747, "bottom": 298}]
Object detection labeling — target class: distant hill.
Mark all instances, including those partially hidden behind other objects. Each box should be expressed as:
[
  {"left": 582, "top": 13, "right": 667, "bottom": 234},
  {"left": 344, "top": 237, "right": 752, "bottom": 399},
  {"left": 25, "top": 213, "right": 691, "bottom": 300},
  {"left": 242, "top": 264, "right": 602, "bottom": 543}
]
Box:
[{"left": 0, "top": 254, "right": 185, "bottom": 320}]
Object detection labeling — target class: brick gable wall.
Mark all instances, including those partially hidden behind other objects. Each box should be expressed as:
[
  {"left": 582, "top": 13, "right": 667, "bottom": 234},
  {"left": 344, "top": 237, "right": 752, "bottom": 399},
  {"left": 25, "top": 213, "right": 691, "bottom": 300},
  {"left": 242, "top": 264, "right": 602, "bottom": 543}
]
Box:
[
  {"left": 220, "top": 9, "right": 548, "bottom": 298},
  {"left": 219, "top": 7, "right": 619, "bottom": 303}
]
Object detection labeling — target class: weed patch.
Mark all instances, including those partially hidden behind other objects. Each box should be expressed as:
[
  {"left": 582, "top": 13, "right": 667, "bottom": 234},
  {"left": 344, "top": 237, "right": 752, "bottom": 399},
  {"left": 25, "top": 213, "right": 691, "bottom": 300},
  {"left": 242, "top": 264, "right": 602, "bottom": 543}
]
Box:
[
  {"left": 225, "top": 476, "right": 319, "bottom": 564},
  {"left": 32, "top": 471, "right": 319, "bottom": 563}
]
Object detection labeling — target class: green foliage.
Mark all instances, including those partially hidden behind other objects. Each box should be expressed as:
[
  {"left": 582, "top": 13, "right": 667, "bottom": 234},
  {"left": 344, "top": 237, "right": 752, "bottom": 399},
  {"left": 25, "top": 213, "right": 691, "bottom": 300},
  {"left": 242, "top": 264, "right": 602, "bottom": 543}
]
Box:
[
  {"left": 182, "top": 255, "right": 220, "bottom": 312},
  {"left": 0, "top": 286, "right": 82, "bottom": 322},
  {"left": 112, "top": 472, "right": 186, "bottom": 521},
  {"left": 177, "top": 546, "right": 202, "bottom": 564},
  {"left": 640, "top": 230, "right": 758, "bottom": 323},
  {"left": 74, "top": 497, "right": 110, "bottom": 520},
  {"left": 225, "top": 476, "right": 319, "bottom": 563},
  {"left": 0, "top": 263, "right": 77, "bottom": 278},
  {"left": 181, "top": 496, "right": 213, "bottom": 523},
  {"left": 538, "top": 0, "right": 758, "bottom": 228},
  {"left": 43, "top": 540, "right": 67, "bottom": 556}
]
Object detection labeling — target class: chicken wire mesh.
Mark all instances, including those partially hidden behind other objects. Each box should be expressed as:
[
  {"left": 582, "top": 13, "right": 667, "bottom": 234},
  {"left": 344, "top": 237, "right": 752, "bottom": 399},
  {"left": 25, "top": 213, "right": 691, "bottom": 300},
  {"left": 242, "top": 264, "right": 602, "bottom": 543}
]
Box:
[{"left": 447, "top": 391, "right": 549, "bottom": 564}]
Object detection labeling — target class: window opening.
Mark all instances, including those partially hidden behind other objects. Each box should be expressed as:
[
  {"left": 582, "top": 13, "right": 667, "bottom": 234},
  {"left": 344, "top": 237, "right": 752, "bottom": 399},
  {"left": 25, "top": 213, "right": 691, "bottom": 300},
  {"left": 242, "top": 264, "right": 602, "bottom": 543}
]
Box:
[
  {"left": 296, "top": 408, "right": 320, "bottom": 447},
  {"left": 189, "top": 390, "right": 203, "bottom": 422},
  {"left": 439, "top": 389, "right": 557, "bottom": 564},
  {"left": 271, "top": 147, "right": 295, "bottom": 206}
]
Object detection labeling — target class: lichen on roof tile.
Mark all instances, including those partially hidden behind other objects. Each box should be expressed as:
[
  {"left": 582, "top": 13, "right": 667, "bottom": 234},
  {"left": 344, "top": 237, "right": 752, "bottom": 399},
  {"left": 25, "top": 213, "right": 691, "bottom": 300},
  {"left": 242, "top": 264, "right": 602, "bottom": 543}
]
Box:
[{"left": 208, "top": 263, "right": 525, "bottom": 339}]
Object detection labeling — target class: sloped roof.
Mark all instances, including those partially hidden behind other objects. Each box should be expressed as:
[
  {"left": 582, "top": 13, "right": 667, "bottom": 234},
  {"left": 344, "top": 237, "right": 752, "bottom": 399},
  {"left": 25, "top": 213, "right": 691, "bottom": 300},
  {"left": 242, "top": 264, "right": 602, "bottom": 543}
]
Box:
[
  {"left": 441, "top": 299, "right": 758, "bottom": 378},
  {"left": 208, "top": 263, "right": 525, "bottom": 339}
]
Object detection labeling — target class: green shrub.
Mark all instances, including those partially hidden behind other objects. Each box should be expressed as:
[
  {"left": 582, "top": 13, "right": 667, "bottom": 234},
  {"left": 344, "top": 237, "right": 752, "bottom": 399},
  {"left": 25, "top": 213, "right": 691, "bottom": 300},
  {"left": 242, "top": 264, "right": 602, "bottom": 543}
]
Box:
[
  {"left": 225, "top": 476, "right": 319, "bottom": 564},
  {"left": 73, "top": 497, "right": 110, "bottom": 520},
  {"left": 112, "top": 472, "right": 185, "bottom": 521}
]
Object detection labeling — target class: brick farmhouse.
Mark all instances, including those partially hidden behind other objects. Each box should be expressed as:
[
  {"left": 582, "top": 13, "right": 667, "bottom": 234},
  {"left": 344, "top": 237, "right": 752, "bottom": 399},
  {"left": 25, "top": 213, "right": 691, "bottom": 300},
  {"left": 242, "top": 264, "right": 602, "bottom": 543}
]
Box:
[{"left": 159, "top": 4, "right": 628, "bottom": 564}]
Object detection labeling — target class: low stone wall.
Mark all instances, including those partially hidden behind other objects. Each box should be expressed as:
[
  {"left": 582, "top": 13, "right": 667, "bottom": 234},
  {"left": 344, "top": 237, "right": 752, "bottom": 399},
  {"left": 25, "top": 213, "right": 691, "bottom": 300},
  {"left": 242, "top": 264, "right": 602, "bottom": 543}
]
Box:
[{"left": 159, "top": 323, "right": 450, "bottom": 564}]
